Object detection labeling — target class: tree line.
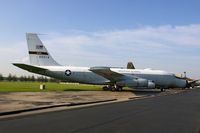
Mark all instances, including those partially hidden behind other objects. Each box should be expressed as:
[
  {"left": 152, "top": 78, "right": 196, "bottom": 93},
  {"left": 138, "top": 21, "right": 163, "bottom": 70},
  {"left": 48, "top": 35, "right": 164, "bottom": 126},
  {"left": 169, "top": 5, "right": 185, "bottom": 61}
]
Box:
[{"left": 0, "top": 73, "right": 59, "bottom": 82}]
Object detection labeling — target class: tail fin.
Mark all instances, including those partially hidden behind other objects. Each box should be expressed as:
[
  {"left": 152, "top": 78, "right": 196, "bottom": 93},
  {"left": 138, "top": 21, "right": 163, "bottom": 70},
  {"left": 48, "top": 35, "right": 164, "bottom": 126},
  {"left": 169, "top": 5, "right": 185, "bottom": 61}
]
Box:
[
  {"left": 26, "top": 33, "right": 60, "bottom": 66},
  {"left": 127, "top": 62, "right": 135, "bottom": 69}
]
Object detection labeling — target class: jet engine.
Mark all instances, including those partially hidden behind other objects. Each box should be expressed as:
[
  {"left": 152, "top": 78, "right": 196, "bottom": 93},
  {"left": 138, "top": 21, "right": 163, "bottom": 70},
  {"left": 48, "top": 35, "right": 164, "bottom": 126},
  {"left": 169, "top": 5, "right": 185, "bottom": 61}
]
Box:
[{"left": 116, "top": 79, "right": 155, "bottom": 89}]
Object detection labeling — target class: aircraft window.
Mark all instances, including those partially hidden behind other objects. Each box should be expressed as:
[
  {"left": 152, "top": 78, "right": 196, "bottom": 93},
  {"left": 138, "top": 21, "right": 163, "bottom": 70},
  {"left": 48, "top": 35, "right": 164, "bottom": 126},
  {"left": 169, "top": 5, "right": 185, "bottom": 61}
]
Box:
[{"left": 174, "top": 74, "right": 184, "bottom": 79}]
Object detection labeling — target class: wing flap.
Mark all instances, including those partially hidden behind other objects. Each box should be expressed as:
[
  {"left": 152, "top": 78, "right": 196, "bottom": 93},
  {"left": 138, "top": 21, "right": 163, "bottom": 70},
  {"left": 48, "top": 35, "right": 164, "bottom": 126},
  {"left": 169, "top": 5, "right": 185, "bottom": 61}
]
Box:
[{"left": 89, "top": 67, "right": 124, "bottom": 81}]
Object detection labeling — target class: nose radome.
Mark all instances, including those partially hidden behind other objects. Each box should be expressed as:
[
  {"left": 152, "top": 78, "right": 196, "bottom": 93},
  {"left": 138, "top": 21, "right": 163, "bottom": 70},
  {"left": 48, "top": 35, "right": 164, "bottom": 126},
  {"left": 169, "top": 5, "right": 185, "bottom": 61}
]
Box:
[{"left": 177, "top": 79, "right": 187, "bottom": 88}]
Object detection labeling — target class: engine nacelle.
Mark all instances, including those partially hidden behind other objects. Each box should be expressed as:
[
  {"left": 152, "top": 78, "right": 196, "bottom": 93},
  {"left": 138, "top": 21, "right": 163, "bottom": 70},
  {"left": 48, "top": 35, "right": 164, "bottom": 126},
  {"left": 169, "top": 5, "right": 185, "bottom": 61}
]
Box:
[
  {"left": 147, "top": 80, "right": 156, "bottom": 89},
  {"left": 116, "top": 79, "right": 155, "bottom": 89}
]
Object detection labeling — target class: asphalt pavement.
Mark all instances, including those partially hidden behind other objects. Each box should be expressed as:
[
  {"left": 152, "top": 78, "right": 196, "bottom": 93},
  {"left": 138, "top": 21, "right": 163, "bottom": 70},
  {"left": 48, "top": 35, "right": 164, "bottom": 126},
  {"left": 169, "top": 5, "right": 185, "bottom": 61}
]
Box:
[{"left": 0, "top": 89, "right": 200, "bottom": 133}]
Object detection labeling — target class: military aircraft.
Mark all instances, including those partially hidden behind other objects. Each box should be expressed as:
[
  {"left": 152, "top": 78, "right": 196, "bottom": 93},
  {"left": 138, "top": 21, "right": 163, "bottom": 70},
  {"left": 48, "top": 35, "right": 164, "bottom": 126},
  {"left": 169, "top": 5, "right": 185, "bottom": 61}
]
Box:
[{"left": 13, "top": 33, "right": 198, "bottom": 91}]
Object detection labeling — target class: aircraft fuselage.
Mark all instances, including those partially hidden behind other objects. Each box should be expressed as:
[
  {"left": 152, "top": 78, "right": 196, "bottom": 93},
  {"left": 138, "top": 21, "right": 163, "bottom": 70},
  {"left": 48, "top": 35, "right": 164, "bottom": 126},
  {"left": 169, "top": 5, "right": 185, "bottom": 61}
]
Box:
[{"left": 41, "top": 66, "right": 187, "bottom": 88}]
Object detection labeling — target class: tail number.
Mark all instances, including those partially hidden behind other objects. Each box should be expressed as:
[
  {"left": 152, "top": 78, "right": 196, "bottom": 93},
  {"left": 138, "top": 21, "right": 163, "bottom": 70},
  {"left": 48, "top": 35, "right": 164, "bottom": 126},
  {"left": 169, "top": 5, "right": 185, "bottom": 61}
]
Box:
[{"left": 36, "top": 45, "right": 44, "bottom": 49}]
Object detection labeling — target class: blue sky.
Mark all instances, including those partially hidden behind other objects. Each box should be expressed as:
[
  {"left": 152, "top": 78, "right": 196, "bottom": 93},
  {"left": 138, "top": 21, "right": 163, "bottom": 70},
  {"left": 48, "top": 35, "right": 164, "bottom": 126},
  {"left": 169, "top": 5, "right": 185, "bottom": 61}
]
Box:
[{"left": 0, "top": 0, "right": 200, "bottom": 78}]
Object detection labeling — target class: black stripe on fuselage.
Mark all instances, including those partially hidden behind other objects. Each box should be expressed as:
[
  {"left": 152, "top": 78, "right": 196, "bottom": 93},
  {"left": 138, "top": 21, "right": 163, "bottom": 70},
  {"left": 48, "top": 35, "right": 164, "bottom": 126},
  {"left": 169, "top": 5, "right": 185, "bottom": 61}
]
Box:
[{"left": 29, "top": 51, "right": 48, "bottom": 55}]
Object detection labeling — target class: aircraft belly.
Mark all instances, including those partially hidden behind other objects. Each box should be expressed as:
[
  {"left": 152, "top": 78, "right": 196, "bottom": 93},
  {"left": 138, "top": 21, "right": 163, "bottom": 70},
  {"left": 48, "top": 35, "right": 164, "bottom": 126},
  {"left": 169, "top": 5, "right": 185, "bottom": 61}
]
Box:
[{"left": 74, "top": 72, "right": 108, "bottom": 84}]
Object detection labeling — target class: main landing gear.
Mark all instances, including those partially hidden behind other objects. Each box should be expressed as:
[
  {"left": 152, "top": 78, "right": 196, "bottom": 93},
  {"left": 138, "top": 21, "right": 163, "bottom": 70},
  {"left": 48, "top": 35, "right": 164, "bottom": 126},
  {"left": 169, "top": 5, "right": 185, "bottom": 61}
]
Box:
[
  {"left": 160, "top": 88, "right": 166, "bottom": 92},
  {"left": 102, "top": 85, "right": 123, "bottom": 92}
]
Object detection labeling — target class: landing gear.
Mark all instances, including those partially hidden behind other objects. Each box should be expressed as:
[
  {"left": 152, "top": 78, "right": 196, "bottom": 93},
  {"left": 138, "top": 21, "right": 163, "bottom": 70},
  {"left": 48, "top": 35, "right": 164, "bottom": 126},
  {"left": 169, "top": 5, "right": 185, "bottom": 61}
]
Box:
[
  {"left": 112, "top": 84, "right": 123, "bottom": 92},
  {"left": 102, "top": 85, "right": 123, "bottom": 92},
  {"left": 160, "top": 88, "right": 165, "bottom": 92},
  {"left": 102, "top": 85, "right": 112, "bottom": 91}
]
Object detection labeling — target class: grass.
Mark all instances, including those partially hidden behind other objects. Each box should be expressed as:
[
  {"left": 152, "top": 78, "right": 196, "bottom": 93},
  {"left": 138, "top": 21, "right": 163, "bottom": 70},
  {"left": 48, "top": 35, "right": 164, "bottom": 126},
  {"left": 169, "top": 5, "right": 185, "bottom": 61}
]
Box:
[{"left": 0, "top": 82, "right": 103, "bottom": 92}]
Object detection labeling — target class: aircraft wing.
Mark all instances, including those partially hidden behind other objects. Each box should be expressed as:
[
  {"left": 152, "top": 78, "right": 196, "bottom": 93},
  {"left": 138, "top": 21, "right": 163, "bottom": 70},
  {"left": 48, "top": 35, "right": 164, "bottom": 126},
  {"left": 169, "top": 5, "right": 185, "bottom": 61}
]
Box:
[
  {"left": 89, "top": 66, "right": 132, "bottom": 82},
  {"left": 13, "top": 63, "right": 47, "bottom": 74}
]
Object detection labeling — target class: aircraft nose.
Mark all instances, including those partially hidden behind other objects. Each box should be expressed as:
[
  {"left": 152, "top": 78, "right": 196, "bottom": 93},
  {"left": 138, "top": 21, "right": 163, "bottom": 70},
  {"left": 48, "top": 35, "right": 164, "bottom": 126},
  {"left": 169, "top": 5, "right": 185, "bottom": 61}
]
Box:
[
  {"left": 175, "top": 78, "right": 187, "bottom": 88},
  {"left": 186, "top": 80, "right": 190, "bottom": 88}
]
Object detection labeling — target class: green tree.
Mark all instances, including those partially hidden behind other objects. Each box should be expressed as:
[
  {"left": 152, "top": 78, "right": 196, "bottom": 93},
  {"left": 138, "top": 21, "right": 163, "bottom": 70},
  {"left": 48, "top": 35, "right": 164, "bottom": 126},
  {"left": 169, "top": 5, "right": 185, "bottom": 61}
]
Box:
[
  {"left": 49, "top": 78, "right": 59, "bottom": 83},
  {"left": 31, "top": 75, "right": 35, "bottom": 82},
  {"left": 24, "top": 76, "right": 28, "bottom": 81},
  {"left": 0, "top": 73, "right": 4, "bottom": 81},
  {"left": 7, "top": 73, "right": 12, "bottom": 81},
  {"left": 37, "top": 76, "right": 44, "bottom": 82},
  {"left": 44, "top": 77, "right": 48, "bottom": 82},
  {"left": 19, "top": 76, "right": 25, "bottom": 81},
  {"left": 12, "top": 75, "right": 17, "bottom": 81}
]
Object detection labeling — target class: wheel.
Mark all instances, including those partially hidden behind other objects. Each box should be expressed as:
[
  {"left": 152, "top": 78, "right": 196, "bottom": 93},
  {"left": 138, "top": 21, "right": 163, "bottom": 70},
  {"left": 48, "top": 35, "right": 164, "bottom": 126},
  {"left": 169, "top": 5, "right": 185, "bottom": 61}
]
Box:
[
  {"left": 118, "top": 86, "right": 123, "bottom": 91},
  {"left": 114, "top": 84, "right": 119, "bottom": 91},
  {"left": 113, "top": 84, "right": 123, "bottom": 92},
  {"left": 111, "top": 87, "right": 116, "bottom": 92},
  {"left": 160, "top": 88, "right": 165, "bottom": 92},
  {"left": 102, "top": 86, "right": 108, "bottom": 91},
  {"left": 107, "top": 85, "right": 113, "bottom": 91},
  {"left": 102, "top": 85, "right": 112, "bottom": 91}
]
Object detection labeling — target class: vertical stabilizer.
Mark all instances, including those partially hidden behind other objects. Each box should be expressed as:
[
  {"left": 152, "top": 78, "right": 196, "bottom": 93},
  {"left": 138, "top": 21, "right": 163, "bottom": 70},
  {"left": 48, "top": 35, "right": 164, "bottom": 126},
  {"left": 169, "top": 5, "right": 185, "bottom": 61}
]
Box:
[
  {"left": 26, "top": 33, "right": 60, "bottom": 66},
  {"left": 127, "top": 62, "right": 135, "bottom": 69}
]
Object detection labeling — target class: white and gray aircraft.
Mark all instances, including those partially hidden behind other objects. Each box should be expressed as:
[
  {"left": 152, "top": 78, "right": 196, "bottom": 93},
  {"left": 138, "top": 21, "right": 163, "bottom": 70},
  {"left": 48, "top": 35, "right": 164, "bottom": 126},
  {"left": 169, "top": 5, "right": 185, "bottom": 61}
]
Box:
[{"left": 13, "top": 33, "right": 196, "bottom": 91}]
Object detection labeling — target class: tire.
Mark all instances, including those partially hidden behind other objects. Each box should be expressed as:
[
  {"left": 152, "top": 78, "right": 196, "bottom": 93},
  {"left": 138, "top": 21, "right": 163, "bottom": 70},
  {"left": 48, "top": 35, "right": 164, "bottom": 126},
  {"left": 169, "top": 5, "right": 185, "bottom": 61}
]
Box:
[
  {"left": 161, "top": 88, "right": 165, "bottom": 92},
  {"left": 102, "top": 86, "right": 108, "bottom": 91},
  {"left": 118, "top": 87, "right": 123, "bottom": 91}
]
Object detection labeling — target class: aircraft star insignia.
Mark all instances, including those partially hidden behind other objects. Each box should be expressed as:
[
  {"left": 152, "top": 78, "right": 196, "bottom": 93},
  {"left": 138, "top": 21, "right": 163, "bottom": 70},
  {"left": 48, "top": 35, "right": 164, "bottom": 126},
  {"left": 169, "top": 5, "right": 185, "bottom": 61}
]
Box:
[{"left": 65, "top": 70, "right": 71, "bottom": 76}]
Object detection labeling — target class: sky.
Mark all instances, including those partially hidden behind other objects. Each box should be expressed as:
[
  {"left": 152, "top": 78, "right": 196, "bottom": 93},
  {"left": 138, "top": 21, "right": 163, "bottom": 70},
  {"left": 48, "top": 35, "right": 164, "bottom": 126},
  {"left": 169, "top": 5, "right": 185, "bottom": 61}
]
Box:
[{"left": 0, "top": 0, "right": 200, "bottom": 78}]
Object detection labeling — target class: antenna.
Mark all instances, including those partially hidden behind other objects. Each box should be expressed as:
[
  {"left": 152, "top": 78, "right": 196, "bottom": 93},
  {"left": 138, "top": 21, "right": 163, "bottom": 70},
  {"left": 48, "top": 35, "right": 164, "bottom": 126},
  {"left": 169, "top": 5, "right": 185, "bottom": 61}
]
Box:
[{"left": 184, "top": 71, "right": 186, "bottom": 78}]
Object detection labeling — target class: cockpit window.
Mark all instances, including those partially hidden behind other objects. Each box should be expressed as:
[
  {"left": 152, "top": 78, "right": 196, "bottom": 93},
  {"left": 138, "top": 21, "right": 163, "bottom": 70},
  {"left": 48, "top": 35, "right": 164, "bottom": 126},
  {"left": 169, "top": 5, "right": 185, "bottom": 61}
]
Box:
[{"left": 174, "top": 74, "right": 184, "bottom": 79}]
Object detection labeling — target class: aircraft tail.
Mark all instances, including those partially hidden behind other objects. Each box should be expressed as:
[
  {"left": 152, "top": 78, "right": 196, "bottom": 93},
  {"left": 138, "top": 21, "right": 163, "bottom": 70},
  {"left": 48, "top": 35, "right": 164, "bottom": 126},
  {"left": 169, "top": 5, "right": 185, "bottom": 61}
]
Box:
[
  {"left": 26, "top": 33, "right": 60, "bottom": 66},
  {"left": 127, "top": 62, "right": 135, "bottom": 69}
]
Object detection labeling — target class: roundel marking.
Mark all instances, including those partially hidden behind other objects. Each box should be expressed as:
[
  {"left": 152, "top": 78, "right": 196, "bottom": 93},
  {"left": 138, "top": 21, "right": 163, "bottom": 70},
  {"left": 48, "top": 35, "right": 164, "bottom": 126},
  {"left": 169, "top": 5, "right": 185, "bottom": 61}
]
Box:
[{"left": 65, "top": 70, "right": 71, "bottom": 76}]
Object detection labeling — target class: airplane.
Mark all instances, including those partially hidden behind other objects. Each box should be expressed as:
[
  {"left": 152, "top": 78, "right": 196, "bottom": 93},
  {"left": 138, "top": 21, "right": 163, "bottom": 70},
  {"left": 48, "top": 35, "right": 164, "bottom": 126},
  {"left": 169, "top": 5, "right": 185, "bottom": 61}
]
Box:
[{"left": 13, "top": 33, "right": 198, "bottom": 92}]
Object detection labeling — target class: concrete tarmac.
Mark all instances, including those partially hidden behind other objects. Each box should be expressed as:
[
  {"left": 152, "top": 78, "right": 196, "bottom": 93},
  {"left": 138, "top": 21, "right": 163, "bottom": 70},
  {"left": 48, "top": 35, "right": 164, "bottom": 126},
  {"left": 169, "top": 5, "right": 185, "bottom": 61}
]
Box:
[{"left": 0, "top": 89, "right": 200, "bottom": 133}]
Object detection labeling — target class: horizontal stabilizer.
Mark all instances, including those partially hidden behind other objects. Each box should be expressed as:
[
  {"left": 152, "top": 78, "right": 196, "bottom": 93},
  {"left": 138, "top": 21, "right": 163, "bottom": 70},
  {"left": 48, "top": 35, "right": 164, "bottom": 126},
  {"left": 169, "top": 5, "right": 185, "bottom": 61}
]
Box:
[
  {"left": 188, "top": 79, "right": 200, "bottom": 85},
  {"left": 13, "top": 63, "right": 47, "bottom": 74}
]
